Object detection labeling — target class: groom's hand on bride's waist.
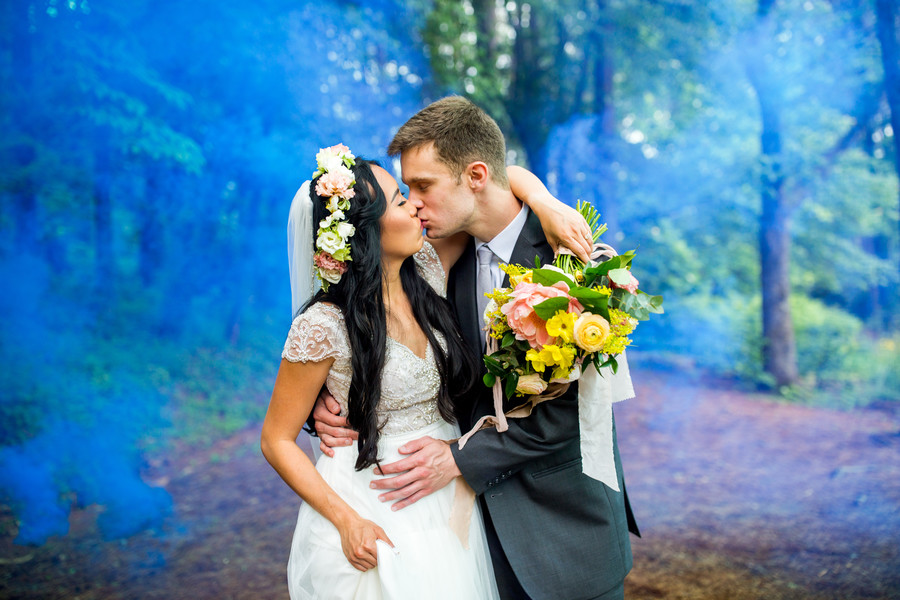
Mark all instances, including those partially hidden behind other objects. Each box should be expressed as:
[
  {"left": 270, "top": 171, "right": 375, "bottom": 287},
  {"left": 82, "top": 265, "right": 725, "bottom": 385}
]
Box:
[
  {"left": 312, "top": 389, "right": 358, "bottom": 457},
  {"left": 370, "top": 437, "right": 461, "bottom": 511}
]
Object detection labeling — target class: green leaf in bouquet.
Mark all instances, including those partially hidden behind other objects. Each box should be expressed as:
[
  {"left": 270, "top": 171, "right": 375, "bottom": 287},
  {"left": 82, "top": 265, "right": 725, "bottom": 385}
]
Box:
[
  {"left": 643, "top": 292, "right": 664, "bottom": 314},
  {"left": 501, "top": 332, "right": 517, "bottom": 348},
  {"left": 533, "top": 296, "right": 570, "bottom": 320},
  {"left": 484, "top": 354, "right": 505, "bottom": 375},
  {"left": 483, "top": 373, "right": 496, "bottom": 387},
  {"left": 504, "top": 372, "right": 520, "bottom": 398},
  {"left": 568, "top": 286, "right": 607, "bottom": 301},
  {"left": 570, "top": 289, "right": 609, "bottom": 318},
  {"left": 605, "top": 355, "right": 619, "bottom": 374},
  {"left": 584, "top": 250, "right": 636, "bottom": 281},
  {"left": 583, "top": 257, "right": 621, "bottom": 279},
  {"left": 613, "top": 288, "right": 663, "bottom": 321},
  {"left": 607, "top": 268, "right": 635, "bottom": 287},
  {"left": 615, "top": 290, "right": 650, "bottom": 321},
  {"left": 532, "top": 267, "right": 576, "bottom": 289},
  {"left": 591, "top": 352, "right": 603, "bottom": 374}
]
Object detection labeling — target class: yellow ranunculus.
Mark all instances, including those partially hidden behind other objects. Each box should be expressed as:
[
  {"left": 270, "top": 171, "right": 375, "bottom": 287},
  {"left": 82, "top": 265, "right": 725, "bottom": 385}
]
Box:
[
  {"left": 546, "top": 310, "right": 577, "bottom": 344},
  {"left": 573, "top": 312, "right": 610, "bottom": 353}
]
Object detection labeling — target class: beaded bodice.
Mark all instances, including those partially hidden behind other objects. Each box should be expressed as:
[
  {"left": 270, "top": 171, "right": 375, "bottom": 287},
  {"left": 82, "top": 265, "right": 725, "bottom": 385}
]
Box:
[{"left": 281, "top": 242, "right": 447, "bottom": 436}]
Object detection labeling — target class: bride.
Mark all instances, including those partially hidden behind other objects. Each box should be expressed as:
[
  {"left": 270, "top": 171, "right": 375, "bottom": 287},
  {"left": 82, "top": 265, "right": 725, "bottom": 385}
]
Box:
[{"left": 260, "top": 144, "right": 587, "bottom": 599}]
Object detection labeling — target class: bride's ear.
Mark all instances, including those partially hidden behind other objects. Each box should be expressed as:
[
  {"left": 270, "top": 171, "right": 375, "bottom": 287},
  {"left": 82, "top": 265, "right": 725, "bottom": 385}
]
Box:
[{"left": 465, "top": 162, "right": 489, "bottom": 192}]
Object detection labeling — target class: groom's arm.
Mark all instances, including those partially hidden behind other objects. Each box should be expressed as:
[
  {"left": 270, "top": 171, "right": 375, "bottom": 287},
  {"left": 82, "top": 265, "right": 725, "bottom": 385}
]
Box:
[
  {"left": 372, "top": 384, "right": 580, "bottom": 506},
  {"left": 450, "top": 386, "right": 580, "bottom": 495}
]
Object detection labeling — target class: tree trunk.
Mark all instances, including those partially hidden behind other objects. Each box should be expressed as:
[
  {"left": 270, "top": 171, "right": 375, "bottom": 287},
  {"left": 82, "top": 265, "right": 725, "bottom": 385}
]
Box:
[
  {"left": 749, "top": 0, "right": 800, "bottom": 387},
  {"left": 589, "top": 0, "right": 620, "bottom": 242},
  {"left": 507, "top": 3, "right": 548, "bottom": 178},
  {"left": 472, "top": 0, "right": 497, "bottom": 70},
  {"left": 876, "top": 0, "right": 900, "bottom": 265}
]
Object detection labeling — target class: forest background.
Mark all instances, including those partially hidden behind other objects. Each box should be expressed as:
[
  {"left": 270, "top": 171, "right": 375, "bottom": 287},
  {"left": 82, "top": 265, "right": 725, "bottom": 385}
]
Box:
[{"left": 0, "top": 0, "right": 898, "bottom": 594}]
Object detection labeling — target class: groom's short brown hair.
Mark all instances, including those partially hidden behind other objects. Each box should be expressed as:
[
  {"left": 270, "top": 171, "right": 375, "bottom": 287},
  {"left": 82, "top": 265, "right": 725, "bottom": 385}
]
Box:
[{"left": 387, "top": 96, "right": 510, "bottom": 189}]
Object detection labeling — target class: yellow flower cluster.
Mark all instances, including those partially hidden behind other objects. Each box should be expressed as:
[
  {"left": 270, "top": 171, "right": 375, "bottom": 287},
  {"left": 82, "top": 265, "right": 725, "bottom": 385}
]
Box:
[
  {"left": 608, "top": 309, "right": 638, "bottom": 337},
  {"left": 526, "top": 343, "right": 577, "bottom": 380},
  {"left": 485, "top": 288, "right": 512, "bottom": 339},
  {"left": 500, "top": 263, "right": 533, "bottom": 287},
  {"left": 601, "top": 334, "right": 631, "bottom": 356},
  {"left": 590, "top": 309, "right": 636, "bottom": 355}
]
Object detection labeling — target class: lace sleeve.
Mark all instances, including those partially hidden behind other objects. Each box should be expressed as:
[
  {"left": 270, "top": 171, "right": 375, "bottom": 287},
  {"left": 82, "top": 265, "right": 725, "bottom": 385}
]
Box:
[
  {"left": 413, "top": 242, "right": 446, "bottom": 297},
  {"left": 281, "top": 303, "right": 350, "bottom": 363}
]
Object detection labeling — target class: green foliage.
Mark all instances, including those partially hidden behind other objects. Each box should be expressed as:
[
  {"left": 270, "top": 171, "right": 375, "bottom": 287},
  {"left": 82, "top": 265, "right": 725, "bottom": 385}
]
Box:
[{"left": 642, "top": 290, "right": 899, "bottom": 407}]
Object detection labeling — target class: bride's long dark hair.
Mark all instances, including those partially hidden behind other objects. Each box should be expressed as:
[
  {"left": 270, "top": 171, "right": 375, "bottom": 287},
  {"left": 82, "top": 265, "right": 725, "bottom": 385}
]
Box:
[{"left": 304, "top": 160, "right": 475, "bottom": 470}]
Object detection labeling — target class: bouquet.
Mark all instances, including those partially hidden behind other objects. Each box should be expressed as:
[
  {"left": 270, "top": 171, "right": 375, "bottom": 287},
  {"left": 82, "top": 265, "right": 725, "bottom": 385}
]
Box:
[{"left": 482, "top": 201, "right": 663, "bottom": 400}]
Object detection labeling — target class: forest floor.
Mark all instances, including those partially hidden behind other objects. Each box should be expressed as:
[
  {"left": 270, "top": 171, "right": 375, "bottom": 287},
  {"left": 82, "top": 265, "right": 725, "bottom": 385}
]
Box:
[{"left": 1, "top": 365, "right": 899, "bottom": 599}]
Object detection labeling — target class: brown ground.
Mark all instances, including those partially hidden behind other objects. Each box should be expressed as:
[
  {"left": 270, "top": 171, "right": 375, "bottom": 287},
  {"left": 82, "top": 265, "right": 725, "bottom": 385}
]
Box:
[{"left": 1, "top": 367, "right": 898, "bottom": 599}]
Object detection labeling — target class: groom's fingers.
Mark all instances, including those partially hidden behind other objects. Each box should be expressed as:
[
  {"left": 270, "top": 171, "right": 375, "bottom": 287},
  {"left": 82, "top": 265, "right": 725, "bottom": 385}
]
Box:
[
  {"left": 390, "top": 489, "right": 430, "bottom": 511},
  {"left": 372, "top": 457, "right": 416, "bottom": 479},
  {"left": 372, "top": 469, "right": 422, "bottom": 495}
]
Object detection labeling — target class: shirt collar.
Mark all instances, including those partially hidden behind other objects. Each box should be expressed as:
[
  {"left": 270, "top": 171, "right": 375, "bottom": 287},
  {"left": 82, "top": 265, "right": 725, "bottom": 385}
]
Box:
[{"left": 474, "top": 204, "right": 529, "bottom": 263}]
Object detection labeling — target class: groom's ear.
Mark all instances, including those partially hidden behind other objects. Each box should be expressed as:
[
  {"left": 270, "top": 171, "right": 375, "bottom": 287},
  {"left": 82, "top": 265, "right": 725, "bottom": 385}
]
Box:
[{"left": 465, "top": 161, "right": 489, "bottom": 192}]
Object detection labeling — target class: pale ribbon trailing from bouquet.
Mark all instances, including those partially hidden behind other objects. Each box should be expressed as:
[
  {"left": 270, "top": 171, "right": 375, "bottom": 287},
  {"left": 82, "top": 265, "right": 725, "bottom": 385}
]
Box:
[{"left": 448, "top": 241, "right": 635, "bottom": 546}]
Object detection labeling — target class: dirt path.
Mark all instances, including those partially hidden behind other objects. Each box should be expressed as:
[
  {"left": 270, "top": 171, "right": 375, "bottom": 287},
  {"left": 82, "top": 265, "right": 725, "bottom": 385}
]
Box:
[{"left": 2, "top": 367, "right": 899, "bottom": 599}]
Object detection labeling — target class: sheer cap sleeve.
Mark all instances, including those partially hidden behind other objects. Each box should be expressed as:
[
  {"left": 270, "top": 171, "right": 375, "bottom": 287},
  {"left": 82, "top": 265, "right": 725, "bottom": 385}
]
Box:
[
  {"left": 282, "top": 303, "right": 350, "bottom": 363},
  {"left": 413, "top": 242, "right": 446, "bottom": 297}
]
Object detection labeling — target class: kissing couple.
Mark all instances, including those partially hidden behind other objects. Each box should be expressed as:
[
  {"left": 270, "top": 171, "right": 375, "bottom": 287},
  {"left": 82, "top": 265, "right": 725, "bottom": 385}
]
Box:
[{"left": 262, "top": 96, "right": 639, "bottom": 600}]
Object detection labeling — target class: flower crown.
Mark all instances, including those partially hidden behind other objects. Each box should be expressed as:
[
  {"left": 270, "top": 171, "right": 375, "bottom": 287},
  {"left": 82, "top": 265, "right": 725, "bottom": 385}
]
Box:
[{"left": 311, "top": 144, "right": 357, "bottom": 291}]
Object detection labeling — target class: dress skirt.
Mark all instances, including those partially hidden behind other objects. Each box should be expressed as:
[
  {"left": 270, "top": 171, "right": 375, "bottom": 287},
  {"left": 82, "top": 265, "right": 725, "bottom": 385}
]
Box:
[{"left": 287, "top": 419, "right": 499, "bottom": 600}]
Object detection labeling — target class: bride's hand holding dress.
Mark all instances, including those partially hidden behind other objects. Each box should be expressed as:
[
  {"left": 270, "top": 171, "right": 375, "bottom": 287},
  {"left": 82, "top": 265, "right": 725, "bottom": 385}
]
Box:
[{"left": 261, "top": 345, "right": 393, "bottom": 572}]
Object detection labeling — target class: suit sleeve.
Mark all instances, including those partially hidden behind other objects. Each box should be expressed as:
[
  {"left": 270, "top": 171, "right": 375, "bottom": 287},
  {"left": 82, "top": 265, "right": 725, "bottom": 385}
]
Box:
[{"left": 451, "top": 382, "right": 580, "bottom": 495}]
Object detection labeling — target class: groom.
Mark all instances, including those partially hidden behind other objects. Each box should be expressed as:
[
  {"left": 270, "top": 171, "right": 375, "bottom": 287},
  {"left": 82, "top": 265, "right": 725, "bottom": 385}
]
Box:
[{"left": 317, "top": 96, "right": 638, "bottom": 600}]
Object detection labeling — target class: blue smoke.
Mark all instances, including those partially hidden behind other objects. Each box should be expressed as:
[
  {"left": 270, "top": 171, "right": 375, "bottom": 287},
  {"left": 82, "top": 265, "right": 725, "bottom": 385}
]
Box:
[
  {"left": 0, "top": 254, "right": 171, "bottom": 545},
  {"left": 0, "top": 418, "right": 172, "bottom": 545}
]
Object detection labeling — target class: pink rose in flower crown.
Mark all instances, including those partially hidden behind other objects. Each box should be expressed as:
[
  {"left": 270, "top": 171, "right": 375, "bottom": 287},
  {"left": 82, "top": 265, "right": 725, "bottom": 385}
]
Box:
[
  {"left": 500, "top": 281, "right": 583, "bottom": 349},
  {"left": 314, "top": 251, "right": 348, "bottom": 284},
  {"left": 316, "top": 171, "right": 355, "bottom": 199}
]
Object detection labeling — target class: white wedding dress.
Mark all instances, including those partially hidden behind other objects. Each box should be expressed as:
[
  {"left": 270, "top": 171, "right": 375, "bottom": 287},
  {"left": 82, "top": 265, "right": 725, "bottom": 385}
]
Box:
[{"left": 281, "top": 243, "right": 499, "bottom": 600}]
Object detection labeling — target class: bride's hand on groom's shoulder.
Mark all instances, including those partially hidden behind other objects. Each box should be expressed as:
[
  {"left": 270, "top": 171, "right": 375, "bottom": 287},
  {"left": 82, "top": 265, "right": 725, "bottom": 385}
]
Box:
[
  {"left": 312, "top": 389, "right": 358, "bottom": 457},
  {"left": 371, "top": 437, "right": 461, "bottom": 511}
]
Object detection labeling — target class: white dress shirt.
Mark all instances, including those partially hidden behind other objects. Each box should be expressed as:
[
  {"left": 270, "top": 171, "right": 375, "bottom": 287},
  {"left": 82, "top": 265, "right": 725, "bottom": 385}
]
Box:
[{"left": 473, "top": 204, "right": 530, "bottom": 291}]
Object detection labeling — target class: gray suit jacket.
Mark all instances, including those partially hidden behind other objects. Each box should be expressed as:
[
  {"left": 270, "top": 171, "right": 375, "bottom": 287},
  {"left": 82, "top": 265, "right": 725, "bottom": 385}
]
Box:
[{"left": 448, "top": 209, "right": 638, "bottom": 600}]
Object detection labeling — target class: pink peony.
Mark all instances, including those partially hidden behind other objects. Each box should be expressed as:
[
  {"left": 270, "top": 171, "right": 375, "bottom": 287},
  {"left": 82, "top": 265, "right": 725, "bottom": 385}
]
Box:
[
  {"left": 500, "top": 282, "right": 583, "bottom": 349},
  {"left": 316, "top": 171, "right": 355, "bottom": 199}
]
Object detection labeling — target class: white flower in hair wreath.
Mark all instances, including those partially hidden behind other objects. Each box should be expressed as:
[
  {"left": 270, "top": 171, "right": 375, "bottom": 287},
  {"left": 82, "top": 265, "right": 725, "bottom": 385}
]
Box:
[{"left": 311, "top": 144, "right": 357, "bottom": 291}]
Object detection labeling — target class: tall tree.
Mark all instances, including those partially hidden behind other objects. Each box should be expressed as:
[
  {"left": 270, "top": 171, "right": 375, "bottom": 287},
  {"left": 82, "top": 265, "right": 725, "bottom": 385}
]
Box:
[
  {"left": 744, "top": 0, "right": 800, "bottom": 387},
  {"left": 876, "top": 0, "right": 900, "bottom": 265}
]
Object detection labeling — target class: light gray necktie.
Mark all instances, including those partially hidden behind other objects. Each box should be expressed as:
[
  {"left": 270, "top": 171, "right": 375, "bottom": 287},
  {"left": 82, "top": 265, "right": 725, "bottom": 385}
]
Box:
[{"left": 476, "top": 244, "right": 495, "bottom": 328}]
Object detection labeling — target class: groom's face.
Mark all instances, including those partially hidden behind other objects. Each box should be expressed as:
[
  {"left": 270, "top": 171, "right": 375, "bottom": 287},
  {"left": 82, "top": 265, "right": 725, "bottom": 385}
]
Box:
[{"left": 400, "top": 143, "right": 475, "bottom": 239}]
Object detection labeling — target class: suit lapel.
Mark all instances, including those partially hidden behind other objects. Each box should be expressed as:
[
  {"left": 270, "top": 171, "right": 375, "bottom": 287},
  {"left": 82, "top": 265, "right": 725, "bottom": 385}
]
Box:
[
  {"left": 450, "top": 237, "right": 483, "bottom": 360},
  {"left": 507, "top": 208, "right": 554, "bottom": 276}
]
